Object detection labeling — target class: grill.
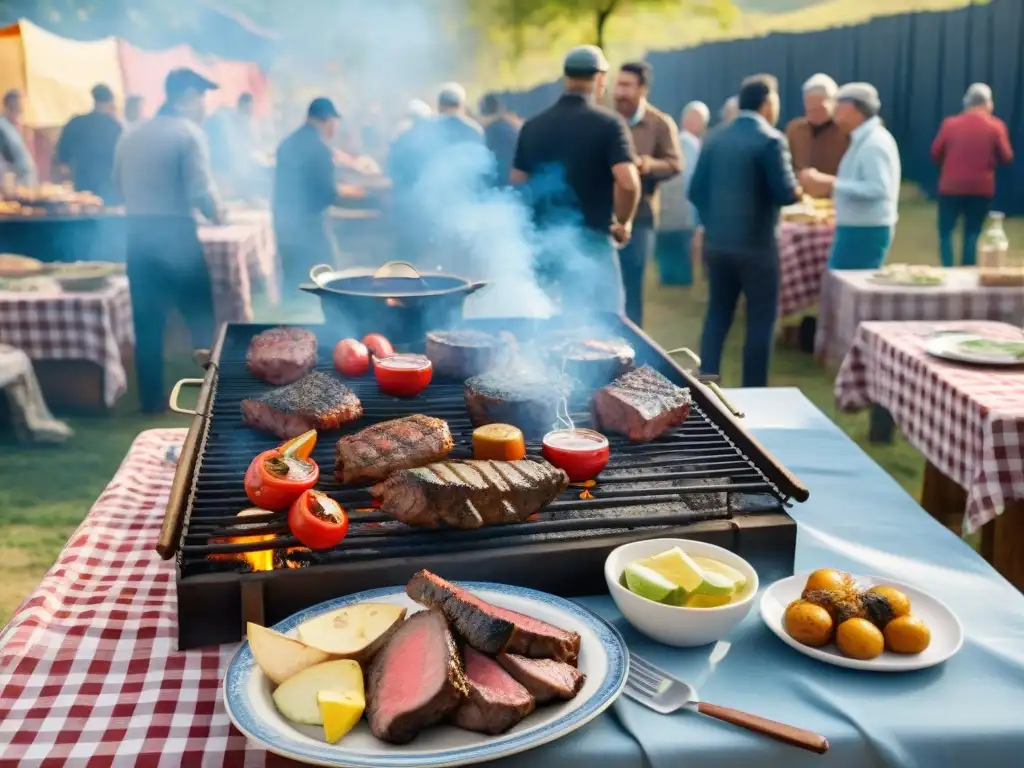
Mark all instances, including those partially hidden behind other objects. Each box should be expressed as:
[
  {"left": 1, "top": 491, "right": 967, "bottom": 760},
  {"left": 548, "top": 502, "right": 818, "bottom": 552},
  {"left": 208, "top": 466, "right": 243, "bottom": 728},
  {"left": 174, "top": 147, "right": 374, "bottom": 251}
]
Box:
[{"left": 162, "top": 315, "right": 808, "bottom": 649}]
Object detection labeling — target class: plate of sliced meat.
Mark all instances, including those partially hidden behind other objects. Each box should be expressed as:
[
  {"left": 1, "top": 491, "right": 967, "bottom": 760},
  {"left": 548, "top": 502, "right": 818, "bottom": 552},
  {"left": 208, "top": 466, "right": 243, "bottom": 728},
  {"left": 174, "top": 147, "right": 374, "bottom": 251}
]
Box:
[{"left": 224, "top": 570, "right": 628, "bottom": 767}]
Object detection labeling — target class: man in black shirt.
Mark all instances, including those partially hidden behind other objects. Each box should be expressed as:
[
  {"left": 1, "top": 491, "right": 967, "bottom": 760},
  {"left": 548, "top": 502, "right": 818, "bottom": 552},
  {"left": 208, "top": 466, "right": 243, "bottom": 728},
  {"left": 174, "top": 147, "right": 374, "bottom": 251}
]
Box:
[
  {"left": 54, "top": 84, "right": 122, "bottom": 202},
  {"left": 479, "top": 93, "right": 519, "bottom": 187},
  {"left": 511, "top": 45, "right": 640, "bottom": 316},
  {"left": 273, "top": 98, "right": 345, "bottom": 302}
]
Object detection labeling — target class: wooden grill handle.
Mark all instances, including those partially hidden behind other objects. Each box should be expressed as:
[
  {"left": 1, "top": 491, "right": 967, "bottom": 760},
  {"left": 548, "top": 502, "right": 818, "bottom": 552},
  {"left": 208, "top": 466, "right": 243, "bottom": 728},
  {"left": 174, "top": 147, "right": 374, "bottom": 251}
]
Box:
[{"left": 696, "top": 701, "right": 829, "bottom": 754}]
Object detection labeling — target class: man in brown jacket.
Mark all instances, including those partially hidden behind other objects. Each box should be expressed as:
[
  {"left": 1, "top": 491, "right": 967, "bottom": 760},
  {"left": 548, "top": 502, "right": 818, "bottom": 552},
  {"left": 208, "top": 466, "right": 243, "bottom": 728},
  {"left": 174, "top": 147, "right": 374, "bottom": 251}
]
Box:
[
  {"left": 613, "top": 61, "right": 682, "bottom": 327},
  {"left": 785, "top": 73, "right": 849, "bottom": 176}
]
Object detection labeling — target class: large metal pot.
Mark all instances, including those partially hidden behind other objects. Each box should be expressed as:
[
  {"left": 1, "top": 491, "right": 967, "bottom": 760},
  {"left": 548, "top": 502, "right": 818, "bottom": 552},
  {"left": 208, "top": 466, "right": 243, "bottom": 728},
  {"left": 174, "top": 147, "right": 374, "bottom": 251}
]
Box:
[{"left": 300, "top": 261, "right": 488, "bottom": 344}]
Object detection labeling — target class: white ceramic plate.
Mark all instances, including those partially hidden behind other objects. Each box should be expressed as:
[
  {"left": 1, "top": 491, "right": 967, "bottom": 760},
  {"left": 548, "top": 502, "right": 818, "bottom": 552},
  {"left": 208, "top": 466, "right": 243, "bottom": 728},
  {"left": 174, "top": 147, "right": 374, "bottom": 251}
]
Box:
[
  {"left": 224, "top": 582, "right": 628, "bottom": 767},
  {"left": 760, "top": 573, "right": 963, "bottom": 671},
  {"left": 869, "top": 274, "right": 946, "bottom": 287},
  {"left": 924, "top": 332, "right": 1024, "bottom": 367}
]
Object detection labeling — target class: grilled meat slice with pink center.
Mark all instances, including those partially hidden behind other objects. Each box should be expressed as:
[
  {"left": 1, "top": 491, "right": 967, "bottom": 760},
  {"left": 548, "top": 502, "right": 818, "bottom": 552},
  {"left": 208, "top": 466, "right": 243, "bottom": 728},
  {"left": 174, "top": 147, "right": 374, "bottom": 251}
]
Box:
[
  {"left": 452, "top": 647, "right": 535, "bottom": 735},
  {"left": 497, "top": 653, "right": 585, "bottom": 704},
  {"left": 406, "top": 570, "right": 582, "bottom": 665},
  {"left": 241, "top": 371, "right": 362, "bottom": 439},
  {"left": 591, "top": 365, "right": 692, "bottom": 442},
  {"left": 426, "top": 330, "right": 507, "bottom": 380},
  {"left": 366, "top": 609, "right": 469, "bottom": 744},
  {"left": 335, "top": 415, "right": 454, "bottom": 485},
  {"left": 371, "top": 459, "right": 568, "bottom": 529},
  {"left": 246, "top": 327, "right": 317, "bottom": 385}
]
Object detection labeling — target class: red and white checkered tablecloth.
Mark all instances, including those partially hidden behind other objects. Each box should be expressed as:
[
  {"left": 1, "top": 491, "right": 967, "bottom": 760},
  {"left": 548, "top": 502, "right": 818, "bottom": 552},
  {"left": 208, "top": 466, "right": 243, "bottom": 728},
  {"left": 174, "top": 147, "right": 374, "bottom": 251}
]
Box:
[
  {"left": 835, "top": 320, "right": 1024, "bottom": 533},
  {"left": 0, "top": 277, "right": 134, "bottom": 407},
  {"left": 199, "top": 212, "right": 279, "bottom": 324},
  {"left": 778, "top": 220, "right": 834, "bottom": 317},
  {"left": 816, "top": 268, "right": 1024, "bottom": 366},
  {"left": 0, "top": 429, "right": 295, "bottom": 768}
]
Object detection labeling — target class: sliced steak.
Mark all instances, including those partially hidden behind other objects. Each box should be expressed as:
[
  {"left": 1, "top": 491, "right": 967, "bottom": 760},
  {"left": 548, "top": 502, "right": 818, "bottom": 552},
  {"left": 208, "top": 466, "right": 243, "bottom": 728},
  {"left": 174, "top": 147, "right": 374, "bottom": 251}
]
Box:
[
  {"left": 246, "top": 327, "right": 317, "bottom": 385},
  {"left": 497, "top": 653, "right": 585, "bottom": 704},
  {"left": 452, "top": 647, "right": 535, "bottom": 735},
  {"left": 426, "top": 330, "right": 507, "bottom": 380},
  {"left": 546, "top": 336, "right": 635, "bottom": 390},
  {"left": 371, "top": 459, "right": 568, "bottom": 529},
  {"left": 366, "top": 609, "right": 469, "bottom": 744},
  {"left": 335, "top": 415, "right": 454, "bottom": 485},
  {"left": 591, "top": 365, "right": 692, "bottom": 443},
  {"left": 464, "top": 370, "right": 572, "bottom": 439},
  {"left": 406, "top": 570, "right": 582, "bottom": 665},
  {"left": 241, "top": 371, "right": 363, "bottom": 439}
]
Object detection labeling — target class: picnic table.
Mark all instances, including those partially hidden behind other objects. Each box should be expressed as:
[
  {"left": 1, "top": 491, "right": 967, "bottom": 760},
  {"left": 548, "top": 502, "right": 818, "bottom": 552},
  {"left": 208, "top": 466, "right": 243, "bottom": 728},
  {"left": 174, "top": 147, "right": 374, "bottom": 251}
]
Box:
[
  {"left": 817, "top": 268, "right": 1024, "bottom": 365},
  {"left": 0, "top": 276, "right": 133, "bottom": 408},
  {"left": 199, "top": 212, "right": 280, "bottom": 323},
  {"left": 778, "top": 220, "right": 834, "bottom": 318},
  {"left": 835, "top": 320, "right": 1024, "bottom": 588},
  {"left": 3, "top": 388, "right": 1023, "bottom": 767}
]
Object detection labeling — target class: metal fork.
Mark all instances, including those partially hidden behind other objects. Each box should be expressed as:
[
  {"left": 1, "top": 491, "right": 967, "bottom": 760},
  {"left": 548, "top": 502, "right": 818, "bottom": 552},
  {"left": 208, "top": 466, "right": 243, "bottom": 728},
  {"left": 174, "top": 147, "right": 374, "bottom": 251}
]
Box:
[{"left": 624, "top": 653, "right": 830, "bottom": 754}]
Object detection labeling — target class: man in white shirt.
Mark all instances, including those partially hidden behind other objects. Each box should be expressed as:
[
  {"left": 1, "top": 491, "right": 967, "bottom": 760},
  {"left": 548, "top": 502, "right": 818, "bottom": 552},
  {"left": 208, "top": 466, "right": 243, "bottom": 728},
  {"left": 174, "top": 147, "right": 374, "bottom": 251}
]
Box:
[
  {"left": 799, "top": 82, "right": 901, "bottom": 269},
  {"left": 0, "top": 90, "right": 38, "bottom": 186}
]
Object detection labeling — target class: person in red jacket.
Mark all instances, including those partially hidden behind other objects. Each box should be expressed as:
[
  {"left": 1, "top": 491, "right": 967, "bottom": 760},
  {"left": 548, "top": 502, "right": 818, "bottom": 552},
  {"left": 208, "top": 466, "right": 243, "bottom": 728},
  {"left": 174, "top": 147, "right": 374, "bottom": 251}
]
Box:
[{"left": 931, "top": 83, "right": 1014, "bottom": 266}]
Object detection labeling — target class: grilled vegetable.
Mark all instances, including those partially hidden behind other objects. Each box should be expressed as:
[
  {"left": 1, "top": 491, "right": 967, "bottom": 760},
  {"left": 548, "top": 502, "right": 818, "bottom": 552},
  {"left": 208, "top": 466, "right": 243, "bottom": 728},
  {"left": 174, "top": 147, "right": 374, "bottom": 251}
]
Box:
[
  {"left": 289, "top": 490, "right": 349, "bottom": 550},
  {"left": 334, "top": 339, "right": 370, "bottom": 377},
  {"left": 362, "top": 333, "right": 395, "bottom": 360},
  {"left": 244, "top": 430, "right": 320, "bottom": 511},
  {"left": 472, "top": 424, "right": 526, "bottom": 461}
]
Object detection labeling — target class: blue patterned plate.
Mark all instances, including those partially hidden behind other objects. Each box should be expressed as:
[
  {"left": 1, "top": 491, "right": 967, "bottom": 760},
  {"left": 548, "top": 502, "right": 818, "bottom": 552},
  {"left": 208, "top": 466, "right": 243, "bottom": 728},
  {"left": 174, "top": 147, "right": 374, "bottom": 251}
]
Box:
[{"left": 223, "top": 582, "right": 628, "bottom": 767}]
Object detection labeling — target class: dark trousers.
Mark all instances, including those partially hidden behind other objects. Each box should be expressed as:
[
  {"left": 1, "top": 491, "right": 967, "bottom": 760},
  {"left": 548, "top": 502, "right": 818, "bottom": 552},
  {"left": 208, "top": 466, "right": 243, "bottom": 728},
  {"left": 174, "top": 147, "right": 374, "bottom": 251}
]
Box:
[
  {"left": 699, "top": 248, "right": 780, "bottom": 388},
  {"left": 126, "top": 216, "right": 214, "bottom": 413},
  {"left": 276, "top": 216, "right": 339, "bottom": 306},
  {"left": 619, "top": 222, "right": 655, "bottom": 327},
  {"left": 938, "top": 194, "right": 991, "bottom": 267}
]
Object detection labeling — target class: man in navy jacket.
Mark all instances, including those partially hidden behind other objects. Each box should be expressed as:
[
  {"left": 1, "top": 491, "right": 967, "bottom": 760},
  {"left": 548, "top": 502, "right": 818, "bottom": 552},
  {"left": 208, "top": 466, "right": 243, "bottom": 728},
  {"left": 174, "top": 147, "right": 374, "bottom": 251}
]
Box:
[{"left": 688, "top": 74, "right": 800, "bottom": 388}]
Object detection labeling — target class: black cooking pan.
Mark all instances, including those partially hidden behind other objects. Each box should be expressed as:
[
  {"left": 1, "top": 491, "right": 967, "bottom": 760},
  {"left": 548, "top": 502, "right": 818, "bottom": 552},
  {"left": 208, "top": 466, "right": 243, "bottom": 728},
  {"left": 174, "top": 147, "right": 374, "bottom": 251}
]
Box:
[{"left": 301, "top": 261, "right": 488, "bottom": 344}]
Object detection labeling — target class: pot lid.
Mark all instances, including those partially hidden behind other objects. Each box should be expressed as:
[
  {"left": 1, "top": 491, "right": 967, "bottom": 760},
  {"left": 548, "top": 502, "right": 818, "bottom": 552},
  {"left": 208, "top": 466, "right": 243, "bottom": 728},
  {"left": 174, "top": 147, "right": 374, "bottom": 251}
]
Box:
[{"left": 309, "top": 261, "right": 485, "bottom": 298}]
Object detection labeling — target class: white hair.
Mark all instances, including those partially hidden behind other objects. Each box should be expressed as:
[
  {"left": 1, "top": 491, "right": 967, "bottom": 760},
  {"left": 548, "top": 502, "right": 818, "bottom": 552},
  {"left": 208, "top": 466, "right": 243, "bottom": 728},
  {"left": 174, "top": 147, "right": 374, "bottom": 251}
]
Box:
[
  {"left": 803, "top": 73, "right": 838, "bottom": 99},
  {"left": 682, "top": 100, "right": 710, "bottom": 125},
  {"left": 406, "top": 99, "right": 432, "bottom": 119},
  {"left": 964, "top": 82, "right": 993, "bottom": 109},
  {"left": 437, "top": 82, "right": 466, "bottom": 109}
]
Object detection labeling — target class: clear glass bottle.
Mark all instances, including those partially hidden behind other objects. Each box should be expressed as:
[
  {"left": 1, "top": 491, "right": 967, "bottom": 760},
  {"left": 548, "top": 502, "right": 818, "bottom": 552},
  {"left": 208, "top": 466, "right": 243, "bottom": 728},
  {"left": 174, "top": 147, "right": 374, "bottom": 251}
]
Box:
[{"left": 978, "top": 212, "right": 1010, "bottom": 271}]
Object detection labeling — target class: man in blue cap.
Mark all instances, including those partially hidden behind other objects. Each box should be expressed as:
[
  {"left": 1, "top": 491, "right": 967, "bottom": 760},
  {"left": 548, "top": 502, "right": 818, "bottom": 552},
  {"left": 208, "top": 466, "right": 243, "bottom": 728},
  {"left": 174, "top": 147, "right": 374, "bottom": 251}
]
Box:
[
  {"left": 273, "top": 97, "right": 347, "bottom": 301},
  {"left": 511, "top": 45, "right": 640, "bottom": 316},
  {"left": 114, "top": 67, "right": 223, "bottom": 413}
]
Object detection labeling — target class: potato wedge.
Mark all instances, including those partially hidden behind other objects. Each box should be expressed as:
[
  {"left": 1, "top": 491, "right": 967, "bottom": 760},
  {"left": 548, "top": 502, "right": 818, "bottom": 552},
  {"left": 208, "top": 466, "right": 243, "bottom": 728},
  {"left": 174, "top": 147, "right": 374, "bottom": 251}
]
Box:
[
  {"left": 247, "top": 622, "right": 331, "bottom": 685},
  {"left": 297, "top": 602, "right": 407, "bottom": 663},
  {"left": 272, "top": 659, "right": 364, "bottom": 726}
]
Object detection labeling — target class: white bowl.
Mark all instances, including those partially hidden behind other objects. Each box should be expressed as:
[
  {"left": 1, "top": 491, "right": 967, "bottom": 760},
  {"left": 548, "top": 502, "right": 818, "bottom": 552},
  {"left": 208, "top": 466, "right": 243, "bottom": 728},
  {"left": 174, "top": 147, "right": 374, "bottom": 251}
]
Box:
[{"left": 604, "top": 538, "right": 759, "bottom": 647}]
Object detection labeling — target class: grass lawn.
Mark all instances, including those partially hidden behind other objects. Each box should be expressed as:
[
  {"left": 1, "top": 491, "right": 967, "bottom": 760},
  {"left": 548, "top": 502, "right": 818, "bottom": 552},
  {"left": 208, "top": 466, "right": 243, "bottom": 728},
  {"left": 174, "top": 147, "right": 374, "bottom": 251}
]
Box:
[{"left": 1, "top": 192, "right": 1019, "bottom": 626}]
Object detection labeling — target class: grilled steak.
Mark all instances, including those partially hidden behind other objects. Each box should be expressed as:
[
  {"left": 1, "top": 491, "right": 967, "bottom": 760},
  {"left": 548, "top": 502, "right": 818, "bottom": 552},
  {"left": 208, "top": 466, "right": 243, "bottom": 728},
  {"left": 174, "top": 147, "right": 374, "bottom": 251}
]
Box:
[
  {"left": 246, "top": 327, "right": 317, "bottom": 385},
  {"left": 241, "top": 371, "right": 363, "bottom": 439},
  {"left": 497, "top": 653, "right": 585, "bottom": 704},
  {"left": 464, "top": 371, "right": 572, "bottom": 439},
  {"left": 591, "top": 365, "right": 692, "bottom": 443},
  {"left": 426, "top": 330, "right": 507, "bottom": 380},
  {"left": 452, "top": 647, "right": 535, "bottom": 735},
  {"left": 407, "top": 570, "right": 582, "bottom": 665},
  {"left": 367, "top": 609, "right": 469, "bottom": 744},
  {"left": 371, "top": 459, "right": 569, "bottom": 529},
  {"left": 546, "top": 336, "right": 635, "bottom": 390},
  {"left": 335, "top": 415, "right": 454, "bottom": 485}
]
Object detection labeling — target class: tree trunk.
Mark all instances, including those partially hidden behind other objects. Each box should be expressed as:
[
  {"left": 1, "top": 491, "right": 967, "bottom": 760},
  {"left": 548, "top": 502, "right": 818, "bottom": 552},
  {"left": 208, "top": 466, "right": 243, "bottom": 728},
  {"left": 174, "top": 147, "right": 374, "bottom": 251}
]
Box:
[{"left": 595, "top": 0, "right": 619, "bottom": 49}]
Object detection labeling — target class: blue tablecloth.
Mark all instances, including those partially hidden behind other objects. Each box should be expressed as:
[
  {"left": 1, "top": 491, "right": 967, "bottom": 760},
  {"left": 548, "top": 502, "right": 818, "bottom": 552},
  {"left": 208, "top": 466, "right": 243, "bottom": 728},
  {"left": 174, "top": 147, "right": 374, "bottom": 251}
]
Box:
[{"left": 497, "top": 388, "right": 1024, "bottom": 768}]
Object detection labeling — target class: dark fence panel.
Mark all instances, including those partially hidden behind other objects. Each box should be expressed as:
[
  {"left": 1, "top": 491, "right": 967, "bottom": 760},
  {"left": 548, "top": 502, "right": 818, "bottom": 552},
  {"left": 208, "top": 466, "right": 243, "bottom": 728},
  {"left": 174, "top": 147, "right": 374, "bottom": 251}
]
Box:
[{"left": 500, "top": 0, "right": 1024, "bottom": 214}]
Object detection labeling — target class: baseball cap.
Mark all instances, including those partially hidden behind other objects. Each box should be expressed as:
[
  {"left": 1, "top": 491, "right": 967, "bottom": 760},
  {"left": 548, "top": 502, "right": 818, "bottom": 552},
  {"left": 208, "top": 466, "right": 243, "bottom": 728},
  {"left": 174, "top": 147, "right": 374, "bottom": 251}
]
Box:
[
  {"left": 307, "top": 97, "right": 341, "bottom": 120},
  {"left": 164, "top": 68, "right": 218, "bottom": 100},
  {"left": 563, "top": 45, "right": 609, "bottom": 77},
  {"left": 836, "top": 82, "right": 881, "bottom": 115}
]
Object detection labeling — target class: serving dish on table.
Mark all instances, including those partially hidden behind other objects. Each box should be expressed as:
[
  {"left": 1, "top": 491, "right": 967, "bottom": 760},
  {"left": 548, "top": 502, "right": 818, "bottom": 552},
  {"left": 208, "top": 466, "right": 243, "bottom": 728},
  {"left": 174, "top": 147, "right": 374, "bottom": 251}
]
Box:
[
  {"left": 50, "top": 261, "right": 123, "bottom": 292},
  {"left": 760, "top": 572, "right": 963, "bottom": 671},
  {"left": 924, "top": 331, "right": 1024, "bottom": 367},
  {"left": 870, "top": 264, "right": 946, "bottom": 287},
  {"left": 224, "top": 579, "right": 628, "bottom": 767}
]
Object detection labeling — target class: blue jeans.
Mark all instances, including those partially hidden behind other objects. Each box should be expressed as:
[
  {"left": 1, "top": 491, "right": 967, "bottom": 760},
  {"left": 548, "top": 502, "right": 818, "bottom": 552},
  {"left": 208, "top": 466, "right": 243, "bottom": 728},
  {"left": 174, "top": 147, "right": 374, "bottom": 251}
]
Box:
[
  {"left": 828, "top": 225, "right": 893, "bottom": 270},
  {"left": 699, "top": 249, "right": 779, "bottom": 388},
  {"left": 938, "top": 194, "right": 991, "bottom": 267},
  {"left": 655, "top": 229, "right": 694, "bottom": 286},
  {"left": 619, "top": 222, "right": 655, "bottom": 327}
]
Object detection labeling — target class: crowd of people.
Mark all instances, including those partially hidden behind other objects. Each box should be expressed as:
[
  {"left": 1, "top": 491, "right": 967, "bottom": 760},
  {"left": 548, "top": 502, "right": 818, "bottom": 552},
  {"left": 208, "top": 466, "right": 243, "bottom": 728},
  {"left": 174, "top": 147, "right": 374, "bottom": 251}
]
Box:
[{"left": 0, "top": 44, "right": 1016, "bottom": 409}]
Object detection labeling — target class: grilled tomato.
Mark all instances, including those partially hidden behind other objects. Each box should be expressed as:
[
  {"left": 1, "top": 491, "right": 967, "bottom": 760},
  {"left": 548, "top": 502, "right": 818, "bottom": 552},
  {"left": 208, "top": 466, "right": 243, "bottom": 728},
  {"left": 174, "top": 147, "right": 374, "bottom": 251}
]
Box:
[
  {"left": 334, "top": 339, "right": 370, "bottom": 377},
  {"left": 244, "top": 430, "right": 320, "bottom": 511},
  {"left": 373, "top": 354, "right": 432, "bottom": 398},
  {"left": 472, "top": 423, "right": 527, "bottom": 461},
  {"left": 288, "top": 490, "right": 349, "bottom": 550},
  {"left": 362, "top": 333, "right": 395, "bottom": 360}
]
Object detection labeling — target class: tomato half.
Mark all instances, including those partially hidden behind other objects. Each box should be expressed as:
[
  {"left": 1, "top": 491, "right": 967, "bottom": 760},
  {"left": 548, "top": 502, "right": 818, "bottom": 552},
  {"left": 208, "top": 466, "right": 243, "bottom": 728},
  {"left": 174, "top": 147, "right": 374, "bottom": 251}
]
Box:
[
  {"left": 334, "top": 339, "right": 370, "bottom": 377},
  {"left": 244, "top": 449, "right": 320, "bottom": 511},
  {"left": 373, "top": 354, "right": 432, "bottom": 397},
  {"left": 362, "top": 333, "right": 395, "bottom": 359},
  {"left": 288, "top": 490, "right": 349, "bottom": 550}
]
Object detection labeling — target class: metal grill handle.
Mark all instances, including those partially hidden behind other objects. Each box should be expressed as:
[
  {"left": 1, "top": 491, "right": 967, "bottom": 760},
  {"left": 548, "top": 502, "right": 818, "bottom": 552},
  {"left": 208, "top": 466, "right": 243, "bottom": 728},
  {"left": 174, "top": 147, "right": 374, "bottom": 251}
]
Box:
[
  {"left": 169, "top": 378, "right": 205, "bottom": 417},
  {"left": 665, "top": 347, "right": 744, "bottom": 419}
]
